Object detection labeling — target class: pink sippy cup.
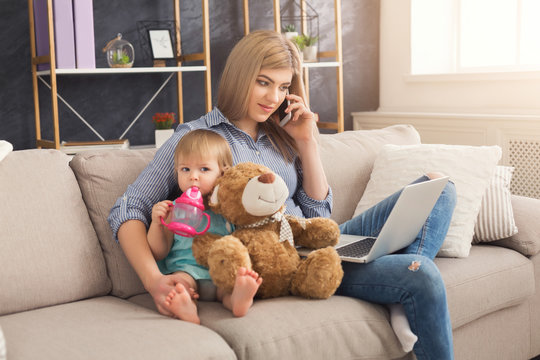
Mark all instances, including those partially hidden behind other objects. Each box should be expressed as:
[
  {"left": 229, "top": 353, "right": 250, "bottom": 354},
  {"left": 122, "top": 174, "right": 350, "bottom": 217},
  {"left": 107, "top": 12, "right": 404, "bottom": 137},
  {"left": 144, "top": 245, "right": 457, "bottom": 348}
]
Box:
[{"left": 161, "top": 186, "right": 211, "bottom": 237}]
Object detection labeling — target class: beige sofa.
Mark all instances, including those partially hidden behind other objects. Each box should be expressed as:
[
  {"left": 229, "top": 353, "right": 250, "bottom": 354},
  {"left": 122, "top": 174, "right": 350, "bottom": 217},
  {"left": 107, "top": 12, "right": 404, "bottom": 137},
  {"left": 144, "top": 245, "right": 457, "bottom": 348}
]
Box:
[{"left": 1, "top": 125, "right": 539, "bottom": 360}]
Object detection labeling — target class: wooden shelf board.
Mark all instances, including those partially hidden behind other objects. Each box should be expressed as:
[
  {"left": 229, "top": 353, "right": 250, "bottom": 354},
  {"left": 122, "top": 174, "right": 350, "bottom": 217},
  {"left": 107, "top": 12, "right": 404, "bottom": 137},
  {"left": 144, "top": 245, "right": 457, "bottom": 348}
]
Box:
[
  {"left": 302, "top": 61, "right": 340, "bottom": 68},
  {"left": 36, "top": 66, "right": 207, "bottom": 76},
  {"left": 317, "top": 121, "right": 339, "bottom": 130}
]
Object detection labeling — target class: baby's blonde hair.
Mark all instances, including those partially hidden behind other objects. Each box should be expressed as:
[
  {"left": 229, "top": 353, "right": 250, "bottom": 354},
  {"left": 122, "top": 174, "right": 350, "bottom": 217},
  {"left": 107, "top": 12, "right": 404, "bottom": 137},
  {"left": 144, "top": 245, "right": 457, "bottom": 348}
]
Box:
[
  {"left": 173, "top": 129, "right": 233, "bottom": 173},
  {"left": 217, "top": 30, "right": 304, "bottom": 162}
]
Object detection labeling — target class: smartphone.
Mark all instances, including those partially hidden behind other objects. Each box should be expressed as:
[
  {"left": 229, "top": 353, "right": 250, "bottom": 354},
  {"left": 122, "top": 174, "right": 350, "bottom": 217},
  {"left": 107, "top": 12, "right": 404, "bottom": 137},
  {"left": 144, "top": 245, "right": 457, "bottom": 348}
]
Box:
[{"left": 278, "top": 98, "right": 292, "bottom": 127}]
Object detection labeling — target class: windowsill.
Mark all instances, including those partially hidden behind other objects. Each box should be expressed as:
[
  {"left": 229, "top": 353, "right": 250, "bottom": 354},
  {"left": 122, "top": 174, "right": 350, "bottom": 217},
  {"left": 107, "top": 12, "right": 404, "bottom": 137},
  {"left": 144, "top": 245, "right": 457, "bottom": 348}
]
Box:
[{"left": 404, "top": 70, "right": 540, "bottom": 83}]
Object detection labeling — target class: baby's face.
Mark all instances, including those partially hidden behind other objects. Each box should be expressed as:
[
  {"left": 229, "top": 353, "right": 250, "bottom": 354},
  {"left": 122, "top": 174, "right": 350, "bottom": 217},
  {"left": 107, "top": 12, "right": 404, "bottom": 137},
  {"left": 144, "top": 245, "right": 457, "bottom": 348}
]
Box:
[{"left": 176, "top": 156, "right": 221, "bottom": 196}]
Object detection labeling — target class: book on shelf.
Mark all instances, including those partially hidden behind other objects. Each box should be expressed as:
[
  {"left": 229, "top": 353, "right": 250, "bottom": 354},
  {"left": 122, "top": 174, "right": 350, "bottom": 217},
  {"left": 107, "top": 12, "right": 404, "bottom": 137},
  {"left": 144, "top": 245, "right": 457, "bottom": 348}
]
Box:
[
  {"left": 72, "top": 0, "right": 96, "bottom": 69},
  {"left": 33, "top": 0, "right": 78, "bottom": 70},
  {"left": 33, "top": 0, "right": 50, "bottom": 71},
  {"left": 60, "top": 139, "right": 130, "bottom": 154},
  {"left": 53, "top": 0, "right": 76, "bottom": 69}
]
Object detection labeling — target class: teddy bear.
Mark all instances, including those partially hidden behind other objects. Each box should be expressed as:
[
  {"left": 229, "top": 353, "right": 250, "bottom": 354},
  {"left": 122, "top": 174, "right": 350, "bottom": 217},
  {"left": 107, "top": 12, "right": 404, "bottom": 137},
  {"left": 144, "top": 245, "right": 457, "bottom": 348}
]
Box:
[{"left": 192, "top": 162, "right": 344, "bottom": 299}]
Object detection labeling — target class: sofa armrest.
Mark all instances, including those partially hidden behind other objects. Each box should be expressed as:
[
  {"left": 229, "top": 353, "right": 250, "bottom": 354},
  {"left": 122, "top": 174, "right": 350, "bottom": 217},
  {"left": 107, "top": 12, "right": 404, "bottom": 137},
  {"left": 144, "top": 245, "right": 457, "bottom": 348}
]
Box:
[{"left": 491, "top": 195, "right": 540, "bottom": 256}]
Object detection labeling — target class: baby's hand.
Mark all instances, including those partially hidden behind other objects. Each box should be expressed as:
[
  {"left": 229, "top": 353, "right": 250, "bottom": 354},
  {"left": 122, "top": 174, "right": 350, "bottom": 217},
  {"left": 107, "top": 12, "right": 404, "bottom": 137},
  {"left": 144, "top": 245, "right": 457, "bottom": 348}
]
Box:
[{"left": 151, "top": 200, "right": 172, "bottom": 224}]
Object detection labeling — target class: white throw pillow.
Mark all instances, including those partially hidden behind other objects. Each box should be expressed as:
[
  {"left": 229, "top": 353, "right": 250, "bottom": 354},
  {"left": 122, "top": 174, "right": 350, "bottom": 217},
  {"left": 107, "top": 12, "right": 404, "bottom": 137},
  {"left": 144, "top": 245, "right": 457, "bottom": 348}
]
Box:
[
  {"left": 0, "top": 141, "right": 12, "bottom": 162},
  {"left": 354, "top": 144, "right": 502, "bottom": 258},
  {"left": 473, "top": 166, "right": 518, "bottom": 242},
  {"left": 0, "top": 326, "right": 5, "bottom": 360}
]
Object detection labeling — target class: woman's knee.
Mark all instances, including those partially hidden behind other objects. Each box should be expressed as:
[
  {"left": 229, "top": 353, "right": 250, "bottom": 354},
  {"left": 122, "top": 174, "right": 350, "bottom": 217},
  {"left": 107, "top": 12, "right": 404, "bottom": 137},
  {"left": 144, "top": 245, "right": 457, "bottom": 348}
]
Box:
[
  {"left": 406, "top": 258, "right": 447, "bottom": 301},
  {"left": 426, "top": 172, "right": 446, "bottom": 180},
  {"left": 440, "top": 181, "right": 457, "bottom": 210}
]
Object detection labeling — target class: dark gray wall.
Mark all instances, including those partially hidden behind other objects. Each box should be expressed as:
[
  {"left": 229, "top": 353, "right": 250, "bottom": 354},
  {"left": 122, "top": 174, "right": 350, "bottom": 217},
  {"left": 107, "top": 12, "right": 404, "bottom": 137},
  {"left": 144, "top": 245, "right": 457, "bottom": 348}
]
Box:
[{"left": 0, "top": 0, "right": 378, "bottom": 150}]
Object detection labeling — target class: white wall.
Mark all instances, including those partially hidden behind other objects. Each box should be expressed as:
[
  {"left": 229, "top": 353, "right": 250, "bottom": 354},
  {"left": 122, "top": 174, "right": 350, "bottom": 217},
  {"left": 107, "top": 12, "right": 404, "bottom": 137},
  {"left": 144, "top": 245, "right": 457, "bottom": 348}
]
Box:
[
  {"left": 378, "top": 0, "right": 540, "bottom": 115},
  {"left": 353, "top": 0, "right": 540, "bottom": 199}
]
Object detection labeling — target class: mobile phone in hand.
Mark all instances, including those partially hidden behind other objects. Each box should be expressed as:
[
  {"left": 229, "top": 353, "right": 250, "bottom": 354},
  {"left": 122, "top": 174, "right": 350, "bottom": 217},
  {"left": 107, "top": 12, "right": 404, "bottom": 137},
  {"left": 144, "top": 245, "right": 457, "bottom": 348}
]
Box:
[{"left": 278, "top": 98, "right": 291, "bottom": 127}]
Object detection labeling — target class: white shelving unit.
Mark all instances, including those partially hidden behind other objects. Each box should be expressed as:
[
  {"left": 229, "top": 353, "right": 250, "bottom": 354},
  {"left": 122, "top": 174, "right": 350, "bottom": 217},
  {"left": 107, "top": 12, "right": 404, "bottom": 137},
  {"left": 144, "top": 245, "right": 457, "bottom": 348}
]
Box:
[{"left": 36, "top": 66, "right": 207, "bottom": 76}]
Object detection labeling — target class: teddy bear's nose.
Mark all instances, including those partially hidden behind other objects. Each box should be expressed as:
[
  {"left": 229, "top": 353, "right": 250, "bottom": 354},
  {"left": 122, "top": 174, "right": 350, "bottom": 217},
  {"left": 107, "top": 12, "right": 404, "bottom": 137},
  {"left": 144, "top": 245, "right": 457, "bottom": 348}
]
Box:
[{"left": 258, "top": 173, "right": 275, "bottom": 184}]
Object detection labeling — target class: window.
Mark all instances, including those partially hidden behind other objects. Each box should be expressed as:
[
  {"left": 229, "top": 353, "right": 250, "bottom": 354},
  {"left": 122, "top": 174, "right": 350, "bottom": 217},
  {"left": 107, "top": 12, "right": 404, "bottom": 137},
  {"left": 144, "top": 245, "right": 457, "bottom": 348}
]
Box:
[{"left": 411, "top": 0, "right": 540, "bottom": 74}]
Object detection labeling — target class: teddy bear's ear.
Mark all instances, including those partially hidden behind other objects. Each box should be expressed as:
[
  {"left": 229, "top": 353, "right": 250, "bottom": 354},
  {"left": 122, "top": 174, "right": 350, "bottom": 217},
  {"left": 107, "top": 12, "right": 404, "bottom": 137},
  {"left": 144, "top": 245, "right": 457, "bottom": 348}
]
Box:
[{"left": 209, "top": 184, "right": 220, "bottom": 207}]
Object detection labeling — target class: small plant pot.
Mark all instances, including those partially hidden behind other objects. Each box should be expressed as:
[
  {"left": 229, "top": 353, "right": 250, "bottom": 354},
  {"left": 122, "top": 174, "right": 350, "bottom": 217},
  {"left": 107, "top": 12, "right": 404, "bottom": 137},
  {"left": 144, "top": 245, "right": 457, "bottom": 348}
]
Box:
[
  {"left": 303, "top": 45, "right": 318, "bottom": 62},
  {"left": 283, "top": 31, "right": 298, "bottom": 42},
  {"left": 155, "top": 129, "right": 174, "bottom": 148}
]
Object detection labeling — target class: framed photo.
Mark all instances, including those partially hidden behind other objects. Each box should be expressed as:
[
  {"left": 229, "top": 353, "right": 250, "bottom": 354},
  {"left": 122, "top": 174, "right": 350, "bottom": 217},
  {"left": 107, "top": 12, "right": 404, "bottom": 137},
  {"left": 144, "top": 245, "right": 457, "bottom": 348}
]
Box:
[{"left": 148, "top": 29, "right": 175, "bottom": 60}]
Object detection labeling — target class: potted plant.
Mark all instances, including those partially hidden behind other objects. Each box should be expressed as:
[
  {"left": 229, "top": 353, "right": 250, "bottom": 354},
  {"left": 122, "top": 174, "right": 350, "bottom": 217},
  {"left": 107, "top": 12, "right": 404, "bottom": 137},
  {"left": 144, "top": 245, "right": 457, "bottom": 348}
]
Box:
[
  {"left": 152, "top": 112, "right": 176, "bottom": 148},
  {"left": 292, "top": 35, "right": 306, "bottom": 61},
  {"left": 103, "top": 33, "right": 134, "bottom": 68},
  {"left": 302, "top": 35, "right": 318, "bottom": 62},
  {"left": 282, "top": 24, "right": 298, "bottom": 41}
]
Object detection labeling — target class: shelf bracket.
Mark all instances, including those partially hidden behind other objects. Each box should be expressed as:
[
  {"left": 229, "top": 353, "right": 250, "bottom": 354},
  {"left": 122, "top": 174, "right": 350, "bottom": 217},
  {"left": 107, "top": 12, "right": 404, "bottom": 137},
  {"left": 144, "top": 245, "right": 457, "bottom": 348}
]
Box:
[{"left": 37, "top": 72, "right": 176, "bottom": 142}]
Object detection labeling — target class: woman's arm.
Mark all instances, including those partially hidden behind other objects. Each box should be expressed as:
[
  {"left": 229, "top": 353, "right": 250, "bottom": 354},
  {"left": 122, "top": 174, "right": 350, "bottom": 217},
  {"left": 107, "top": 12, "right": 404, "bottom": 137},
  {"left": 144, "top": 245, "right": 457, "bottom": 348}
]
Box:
[
  {"left": 295, "top": 120, "right": 329, "bottom": 201},
  {"left": 282, "top": 95, "right": 329, "bottom": 201},
  {"left": 108, "top": 125, "right": 193, "bottom": 316}
]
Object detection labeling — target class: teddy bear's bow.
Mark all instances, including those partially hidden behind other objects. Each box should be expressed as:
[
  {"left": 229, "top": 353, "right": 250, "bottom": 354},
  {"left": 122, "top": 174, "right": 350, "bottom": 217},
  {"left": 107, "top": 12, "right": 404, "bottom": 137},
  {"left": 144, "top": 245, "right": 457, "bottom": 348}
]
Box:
[{"left": 240, "top": 209, "right": 294, "bottom": 246}]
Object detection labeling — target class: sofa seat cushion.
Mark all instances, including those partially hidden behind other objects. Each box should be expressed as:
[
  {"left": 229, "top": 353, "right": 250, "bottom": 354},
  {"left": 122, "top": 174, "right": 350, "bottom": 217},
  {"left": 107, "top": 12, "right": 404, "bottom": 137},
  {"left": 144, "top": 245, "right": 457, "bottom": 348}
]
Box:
[
  {"left": 0, "top": 150, "right": 110, "bottom": 316},
  {"left": 436, "top": 245, "right": 535, "bottom": 329},
  {"left": 129, "top": 294, "right": 408, "bottom": 360},
  {"left": 0, "top": 296, "right": 236, "bottom": 360}
]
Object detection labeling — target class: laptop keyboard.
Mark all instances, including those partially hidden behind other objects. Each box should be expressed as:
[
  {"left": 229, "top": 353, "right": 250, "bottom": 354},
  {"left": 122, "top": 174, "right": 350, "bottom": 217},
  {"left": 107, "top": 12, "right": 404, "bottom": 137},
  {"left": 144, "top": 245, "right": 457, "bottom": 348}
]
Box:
[{"left": 336, "top": 237, "right": 377, "bottom": 258}]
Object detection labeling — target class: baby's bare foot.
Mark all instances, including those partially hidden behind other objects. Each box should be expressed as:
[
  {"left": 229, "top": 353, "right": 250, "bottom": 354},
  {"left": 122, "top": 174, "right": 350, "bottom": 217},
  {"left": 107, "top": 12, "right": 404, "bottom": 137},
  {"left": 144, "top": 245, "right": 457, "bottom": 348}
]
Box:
[
  {"left": 165, "top": 283, "right": 200, "bottom": 324},
  {"left": 230, "top": 267, "right": 263, "bottom": 317}
]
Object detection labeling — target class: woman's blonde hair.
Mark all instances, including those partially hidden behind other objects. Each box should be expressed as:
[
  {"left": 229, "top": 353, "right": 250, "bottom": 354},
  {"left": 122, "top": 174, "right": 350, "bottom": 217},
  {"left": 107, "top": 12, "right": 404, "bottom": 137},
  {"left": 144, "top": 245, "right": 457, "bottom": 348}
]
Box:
[
  {"left": 217, "top": 30, "right": 305, "bottom": 162},
  {"left": 173, "top": 129, "right": 233, "bottom": 173}
]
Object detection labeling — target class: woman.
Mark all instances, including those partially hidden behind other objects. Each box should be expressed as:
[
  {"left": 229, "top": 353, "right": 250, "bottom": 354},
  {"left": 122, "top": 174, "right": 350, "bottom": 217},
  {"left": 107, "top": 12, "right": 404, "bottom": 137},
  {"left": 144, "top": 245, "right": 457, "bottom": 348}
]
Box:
[{"left": 108, "top": 30, "right": 455, "bottom": 359}]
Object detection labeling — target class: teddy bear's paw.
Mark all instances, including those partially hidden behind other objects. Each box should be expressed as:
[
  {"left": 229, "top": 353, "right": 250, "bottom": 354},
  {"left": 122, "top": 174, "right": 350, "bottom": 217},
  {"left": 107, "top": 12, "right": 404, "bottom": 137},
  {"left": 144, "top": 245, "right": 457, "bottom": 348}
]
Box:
[
  {"left": 192, "top": 232, "right": 223, "bottom": 267},
  {"left": 208, "top": 236, "right": 252, "bottom": 293},
  {"left": 292, "top": 218, "right": 341, "bottom": 249},
  {"left": 290, "top": 247, "right": 344, "bottom": 299}
]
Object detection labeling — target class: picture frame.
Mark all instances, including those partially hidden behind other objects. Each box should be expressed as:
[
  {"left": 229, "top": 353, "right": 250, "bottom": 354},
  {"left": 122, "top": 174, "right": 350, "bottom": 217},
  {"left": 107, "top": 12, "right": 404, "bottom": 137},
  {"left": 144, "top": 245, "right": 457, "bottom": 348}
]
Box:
[{"left": 147, "top": 29, "right": 175, "bottom": 60}]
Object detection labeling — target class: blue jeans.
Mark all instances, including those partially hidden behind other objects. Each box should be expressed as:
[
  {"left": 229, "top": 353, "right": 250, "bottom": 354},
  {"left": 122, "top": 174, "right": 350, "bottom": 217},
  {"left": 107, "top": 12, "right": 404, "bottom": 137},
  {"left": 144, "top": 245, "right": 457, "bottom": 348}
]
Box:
[{"left": 337, "top": 176, "right": 457, "bottom": 360}]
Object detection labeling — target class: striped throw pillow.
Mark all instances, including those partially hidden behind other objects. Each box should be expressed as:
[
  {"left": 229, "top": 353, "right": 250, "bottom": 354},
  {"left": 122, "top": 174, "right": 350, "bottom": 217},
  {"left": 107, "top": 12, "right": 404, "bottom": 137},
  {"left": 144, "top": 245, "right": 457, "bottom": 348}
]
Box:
[{"left": 473, "top": 166, "right": 518, "bottom": 242}]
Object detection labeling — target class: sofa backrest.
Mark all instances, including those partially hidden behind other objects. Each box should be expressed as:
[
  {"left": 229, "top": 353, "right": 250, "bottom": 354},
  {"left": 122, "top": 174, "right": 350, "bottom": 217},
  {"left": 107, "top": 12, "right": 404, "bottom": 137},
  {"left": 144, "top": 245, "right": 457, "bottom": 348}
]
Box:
[
  {"left": 68, "top": 124, "right": 420, "bottom": 299},
  {"left": 319, "top": 124, "right": 421, "bottom": 224},
  {"left": 0, "top": 150, "right": 111, "bottom": 315}
]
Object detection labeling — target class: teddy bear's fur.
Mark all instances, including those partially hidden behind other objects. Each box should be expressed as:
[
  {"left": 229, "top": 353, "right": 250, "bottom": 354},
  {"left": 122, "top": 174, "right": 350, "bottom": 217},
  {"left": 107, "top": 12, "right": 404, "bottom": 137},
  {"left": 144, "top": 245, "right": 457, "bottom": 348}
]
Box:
[{"left": 192, "top": 162, "right": 344, "bottom": 299}]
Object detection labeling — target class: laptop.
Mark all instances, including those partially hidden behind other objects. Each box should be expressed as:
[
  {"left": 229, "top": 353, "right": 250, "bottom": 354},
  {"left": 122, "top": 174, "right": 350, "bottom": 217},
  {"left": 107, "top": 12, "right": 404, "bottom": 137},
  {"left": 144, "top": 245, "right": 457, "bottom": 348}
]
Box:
[{"left": 297, "top": 176, "right": 449, "bottom": 263}]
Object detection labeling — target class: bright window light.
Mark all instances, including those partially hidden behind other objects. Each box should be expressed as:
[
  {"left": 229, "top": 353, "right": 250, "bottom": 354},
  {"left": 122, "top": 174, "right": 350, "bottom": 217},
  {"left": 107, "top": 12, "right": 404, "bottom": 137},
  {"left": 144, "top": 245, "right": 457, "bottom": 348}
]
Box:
[
  {"left": 411, "top": 0, "right": 540, "bottom": 74},
  {"left": 411, "top": 0, "right": 454, "bottom": 74},
  {"left": 520, "top": 0, "right": 540, "bottom": 65},
  {"left": 459, "top": 0, "right": 516, "bottom": 68}
]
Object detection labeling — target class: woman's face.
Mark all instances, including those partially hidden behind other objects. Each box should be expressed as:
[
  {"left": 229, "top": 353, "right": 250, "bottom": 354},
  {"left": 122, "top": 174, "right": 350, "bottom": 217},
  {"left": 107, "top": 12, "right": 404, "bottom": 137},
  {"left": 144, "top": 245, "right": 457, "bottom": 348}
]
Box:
[{"left": 243, "top": 68, "right": 293, "bottom": 126}]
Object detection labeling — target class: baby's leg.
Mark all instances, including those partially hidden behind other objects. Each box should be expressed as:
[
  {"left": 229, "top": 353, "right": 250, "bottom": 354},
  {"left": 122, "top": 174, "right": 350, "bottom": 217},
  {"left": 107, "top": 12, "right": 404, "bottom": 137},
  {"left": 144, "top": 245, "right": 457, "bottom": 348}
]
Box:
[
  {"left": 164, "top": 272, "right": 200, "bottom": 324},
  {"left": 219, "top": 267, "right": 262, "bottom": 317},
  {"left": 388, "top": 303, "right": 417, "bottom": 352}
]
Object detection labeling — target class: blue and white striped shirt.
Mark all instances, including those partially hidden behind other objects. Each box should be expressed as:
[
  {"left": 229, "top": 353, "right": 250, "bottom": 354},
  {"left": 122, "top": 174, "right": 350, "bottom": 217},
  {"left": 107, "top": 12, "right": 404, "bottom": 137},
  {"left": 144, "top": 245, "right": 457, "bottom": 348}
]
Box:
[{"left": 108, "top": 107, "right": 333, "bottom": 240}]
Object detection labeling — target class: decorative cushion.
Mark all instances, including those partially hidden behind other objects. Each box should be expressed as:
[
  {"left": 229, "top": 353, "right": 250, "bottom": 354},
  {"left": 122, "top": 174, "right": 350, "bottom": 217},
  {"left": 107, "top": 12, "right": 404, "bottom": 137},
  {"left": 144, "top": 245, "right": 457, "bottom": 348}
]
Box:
[
  {"left": 69, "top": 149, "right": 157, "bottom": 298},
  {"left": 0, "top": 325, "right": 5, "bottom": 360},
  {"left": 319, "top": 124, "right": 421, "bottom": 225},
  {"left": 0, "top": 140, "right": 12, "bottom": 162},
  {"left": 473, "top": 166, "right": 518, "bottom": 243},
  {"left": 354, "top": 144, "right": 502, "bottom": 258}
]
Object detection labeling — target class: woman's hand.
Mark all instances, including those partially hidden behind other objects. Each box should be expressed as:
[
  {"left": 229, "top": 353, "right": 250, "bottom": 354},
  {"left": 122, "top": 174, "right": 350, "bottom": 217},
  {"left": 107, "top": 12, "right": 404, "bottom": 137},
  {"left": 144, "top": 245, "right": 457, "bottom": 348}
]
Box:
[
  {"left": 146, "top": 272, "right": 199, "bottom": 317},
  {"left": 279, "top": 93, "right": 318, "bottom": 145},
  {"left": 280, "top": 93, "right": 329, "bottom": 201}
]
